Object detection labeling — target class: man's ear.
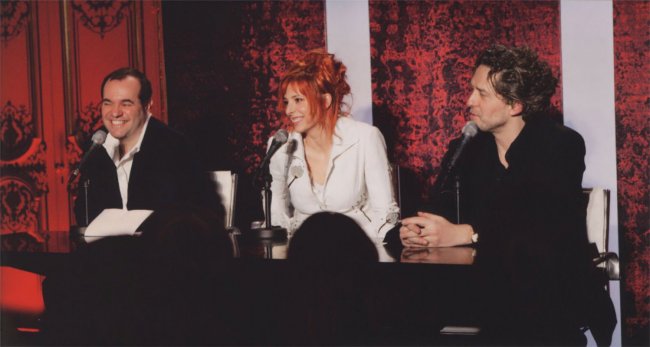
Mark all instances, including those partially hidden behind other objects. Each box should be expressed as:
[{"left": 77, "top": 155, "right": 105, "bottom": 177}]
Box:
[
  {"left": 510, "top": 101, "right": 523, "bottom": 116},
  {"left": 145, "top": 100, "right": 154, "bottom": 115},
  {"left": 323, "top": 93, "right": 332, "bottom": 109}
]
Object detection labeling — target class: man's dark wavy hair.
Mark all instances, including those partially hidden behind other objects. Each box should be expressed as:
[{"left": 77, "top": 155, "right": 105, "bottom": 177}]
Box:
[
  {"left": 101, "top": 67, "right": 152, "bottom": 107},
  {"left": 475, "top": 44, "right": 558, "bottom": 119}
]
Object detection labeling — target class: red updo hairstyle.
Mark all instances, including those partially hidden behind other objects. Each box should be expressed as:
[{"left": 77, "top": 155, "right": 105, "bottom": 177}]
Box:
[{"left": 278, "top": 49, "right": 351, "bottom": 138}]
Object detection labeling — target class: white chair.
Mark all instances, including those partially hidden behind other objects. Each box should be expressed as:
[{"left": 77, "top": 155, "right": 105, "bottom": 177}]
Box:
[
  {"left": 208, "top": 171, "right": 238, "bottom": 231},
  {"left": 209, "top": 171, "right": 240, "bottom": 258},
  {"left": 583, "top": 188, "right": 619, "bottom": 280},
  {"left": 390, "top": 163, "right": 402, "bottom": 217}
]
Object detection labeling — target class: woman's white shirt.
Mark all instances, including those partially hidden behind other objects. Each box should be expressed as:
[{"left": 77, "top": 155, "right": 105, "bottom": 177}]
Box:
[{"left": 267, "top": 116, "right": 399, "bottom": 241}]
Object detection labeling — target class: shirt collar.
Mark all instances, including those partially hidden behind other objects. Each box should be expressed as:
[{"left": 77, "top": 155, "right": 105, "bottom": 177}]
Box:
[{"left": 103, "top": 115, "right": 152, "bottom": 164}]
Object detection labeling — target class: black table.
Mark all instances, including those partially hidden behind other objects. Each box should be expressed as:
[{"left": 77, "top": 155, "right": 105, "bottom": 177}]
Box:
[{"left": 2, "top": 234, "right": 480, "bottom": 346}]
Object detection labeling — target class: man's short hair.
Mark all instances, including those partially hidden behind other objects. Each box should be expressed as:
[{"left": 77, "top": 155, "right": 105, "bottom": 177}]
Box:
[
  {"left": 100, "top": 67, "right": 153, "bottom": 107},
  {"left": 475, "top": 44, "right": 558, "bottom": 118}
]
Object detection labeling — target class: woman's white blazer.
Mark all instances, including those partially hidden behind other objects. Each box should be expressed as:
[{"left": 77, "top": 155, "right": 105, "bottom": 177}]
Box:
[{"left": 267, "top": 116, "right": 399, "bottom": 240}]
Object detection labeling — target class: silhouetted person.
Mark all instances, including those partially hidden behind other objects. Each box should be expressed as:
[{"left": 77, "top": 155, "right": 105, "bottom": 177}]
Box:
[
  {"left": 135, "top": 204, "right": 236, "bottom": 345},
  {"left": 284, "top": 212, "right": 380, "bottom": 345},
  {"left": 41, "top": 204, "right": 235, "bottom": 346},
  {"left": 288, "top": 212, "right": 378, "bottom": 267}
]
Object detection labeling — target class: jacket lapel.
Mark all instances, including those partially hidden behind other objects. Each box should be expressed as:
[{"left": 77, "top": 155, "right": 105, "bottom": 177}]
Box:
[{"left": 330, "top": 117, "right": 359, "bottom": 161}]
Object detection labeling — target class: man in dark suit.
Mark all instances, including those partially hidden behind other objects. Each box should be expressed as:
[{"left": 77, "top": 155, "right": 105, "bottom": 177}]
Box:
[
  {"left": 399, "top": 45, "right": 615, "bottom": 345},
  {"left": 74, "top": 67, "right": 220, "bottom": 226}
]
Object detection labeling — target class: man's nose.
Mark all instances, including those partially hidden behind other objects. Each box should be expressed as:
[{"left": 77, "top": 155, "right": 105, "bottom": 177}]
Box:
[
  {"left": 110, "top": 105, "right": 123, "bottom": 117},
  {"left": 466, "top": 92, "right": 476, "bottom": 107}
]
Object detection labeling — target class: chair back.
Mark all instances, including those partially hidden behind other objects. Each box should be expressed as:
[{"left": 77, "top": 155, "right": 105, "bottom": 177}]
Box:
[
  {"left": 390, "top": 163, "right": 402, "bottom": 217},
  {"left": 583, "top": 188, "right": 619, "bottom": 280},
  {"left": 583, "top": 188, "right": 610, "bottom": 254},
  {"left": 209, "top": 171, "right": 238, "bottom": 229}
]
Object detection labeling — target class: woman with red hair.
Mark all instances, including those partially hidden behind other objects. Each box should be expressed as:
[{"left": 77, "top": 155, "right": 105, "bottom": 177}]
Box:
[{"left": 267, "top": 50, "right": 399, "bottom": 241}]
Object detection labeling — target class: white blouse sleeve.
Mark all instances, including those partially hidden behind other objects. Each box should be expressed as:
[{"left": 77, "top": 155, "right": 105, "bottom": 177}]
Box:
[
  {"left": 265, "top": 138, "right": 292, "bottom": 229},
  {"left": 363, "top": 127, "right": 400, "bottom": 238}
]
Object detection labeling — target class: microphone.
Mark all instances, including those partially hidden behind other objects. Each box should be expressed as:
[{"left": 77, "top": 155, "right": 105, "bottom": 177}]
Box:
[
  {"left": 259, "top": 129, "right": 289, "bottom": 171},
  {"left": 255, "top": 129, "right": 290, "bottom": 240},
  {"left": 287, "top": 165, "right": 304, "bottom": 188},
  {"left": 67, "top": 130, "right": 107, "bottom": 187},
  {"left": 447, "top": 121, "right": 478, "bottom": 171},
  {"left": 442, "top": 121, "right": 478, "bottom": 224}
]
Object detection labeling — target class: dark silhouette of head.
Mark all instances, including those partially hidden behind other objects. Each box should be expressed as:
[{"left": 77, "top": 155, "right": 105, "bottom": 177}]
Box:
[
  {"left": 288, "top": 212, "right": 378, "bottom": 267},
  {"left": 140, "top": 203, "right": 233, "bottom": 270}
]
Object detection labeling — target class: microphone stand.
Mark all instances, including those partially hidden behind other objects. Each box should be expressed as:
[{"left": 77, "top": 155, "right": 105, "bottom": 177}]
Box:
[
  {"left": 82, "top": 178, "right": 90, "bottom": 227},
  {"left": 67, "top": 173, "right": 90, "bottom": 246},
  {"left": 249, "top": 164, "right": 287, "bottom": 243},
  {"left": 454, "top": 175, "right": 461, "bottom": 224}
]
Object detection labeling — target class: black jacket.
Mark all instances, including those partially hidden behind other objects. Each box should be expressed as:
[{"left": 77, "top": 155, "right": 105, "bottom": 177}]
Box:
[
  {"left": 74, "top": 117, "right": 221, "bottom": 226},
  {"left": 428, "top": 116, "right": 615, "bottom": 345}
]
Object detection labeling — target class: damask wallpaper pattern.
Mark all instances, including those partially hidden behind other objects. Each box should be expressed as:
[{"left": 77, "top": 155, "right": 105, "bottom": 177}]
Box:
[
  {"left": 613, "top": 1, "right": 650, "bottom": 344},
  {"left": 369, "top": 0, "right": 562, "bottom": 202}
]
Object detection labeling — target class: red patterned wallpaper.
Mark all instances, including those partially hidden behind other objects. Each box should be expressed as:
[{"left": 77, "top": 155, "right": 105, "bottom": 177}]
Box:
[
  {"left": 369, "top": 0, "right": 561, "bottom": 204},
  {"left": 163, "top": 1, "right": 325, "bottom": 174},
  {"left": 613, "top": 1, "right": 650, "bottom": 345}
]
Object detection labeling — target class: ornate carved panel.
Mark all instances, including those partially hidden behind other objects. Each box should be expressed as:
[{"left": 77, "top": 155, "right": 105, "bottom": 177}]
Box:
[
  {"left": 1, "top": 101, "right": 34, "bottom": 160},
  {"left": 0, "top": 175, "right": 42, "bottom": 238},
  {"left": 0, "top": 0, "right": 47, "bottom": 244},
  {"left": 0, "top": 0, "right": 30, "bottom": 42},
  {"left": 69, "top": 0, "right": 131, "bottom": 38}
]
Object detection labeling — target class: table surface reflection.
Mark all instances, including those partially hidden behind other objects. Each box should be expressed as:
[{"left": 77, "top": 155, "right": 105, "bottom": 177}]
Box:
[
  {"left": 3, "top": 231, "right": 476, "bottom": 275},
  {"left": 234, "top": 232, "right": 476, "bottom": 265}
]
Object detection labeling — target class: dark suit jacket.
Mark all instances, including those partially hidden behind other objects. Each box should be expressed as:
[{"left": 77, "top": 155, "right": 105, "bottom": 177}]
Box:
[
  {"left": 74, "top": 117, "right": 221, "bottom": 226},
  {"left": 427, "top": 115, "right": 615, "bottom": 345}
]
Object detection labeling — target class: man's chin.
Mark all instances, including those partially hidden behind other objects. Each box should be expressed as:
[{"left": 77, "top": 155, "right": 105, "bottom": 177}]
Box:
[{"left": 107, "top": 130, "right": 125, "bottom": 140}]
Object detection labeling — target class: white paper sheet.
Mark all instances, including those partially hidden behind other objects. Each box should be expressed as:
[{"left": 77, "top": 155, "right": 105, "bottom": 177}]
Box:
[{"left": 84, "top": 208, "right": 153, "bottom": 243}]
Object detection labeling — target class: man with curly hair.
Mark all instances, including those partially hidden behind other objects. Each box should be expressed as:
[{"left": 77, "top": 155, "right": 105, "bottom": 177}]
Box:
[{"left": 398, "top": 45, "right": 615, "bottom": 345}]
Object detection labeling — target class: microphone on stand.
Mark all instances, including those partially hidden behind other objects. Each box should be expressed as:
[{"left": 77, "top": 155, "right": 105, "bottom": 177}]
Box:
[
  {"left": 251, "top": 129, "right": 289, "bottom": 243},
  {"left": 437, "top": 121, "right": 478, "bottom": 224},
  {"left": 447, "top": 121, "right": 479, "bottom": 172},
  {"left": 68, "top": 130, "right": 107, "bottom": 188},
  {"left": 260, "top": 130, "right": 289, "bottom": 170},
  {"left": 68, "top": 129, "right": 107, "bottom": 233}
]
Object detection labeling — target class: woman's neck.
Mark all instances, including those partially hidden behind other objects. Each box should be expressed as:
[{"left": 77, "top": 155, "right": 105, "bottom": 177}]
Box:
[{"left": 303, "top": 126, "right": 331, "bottom": 150}]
